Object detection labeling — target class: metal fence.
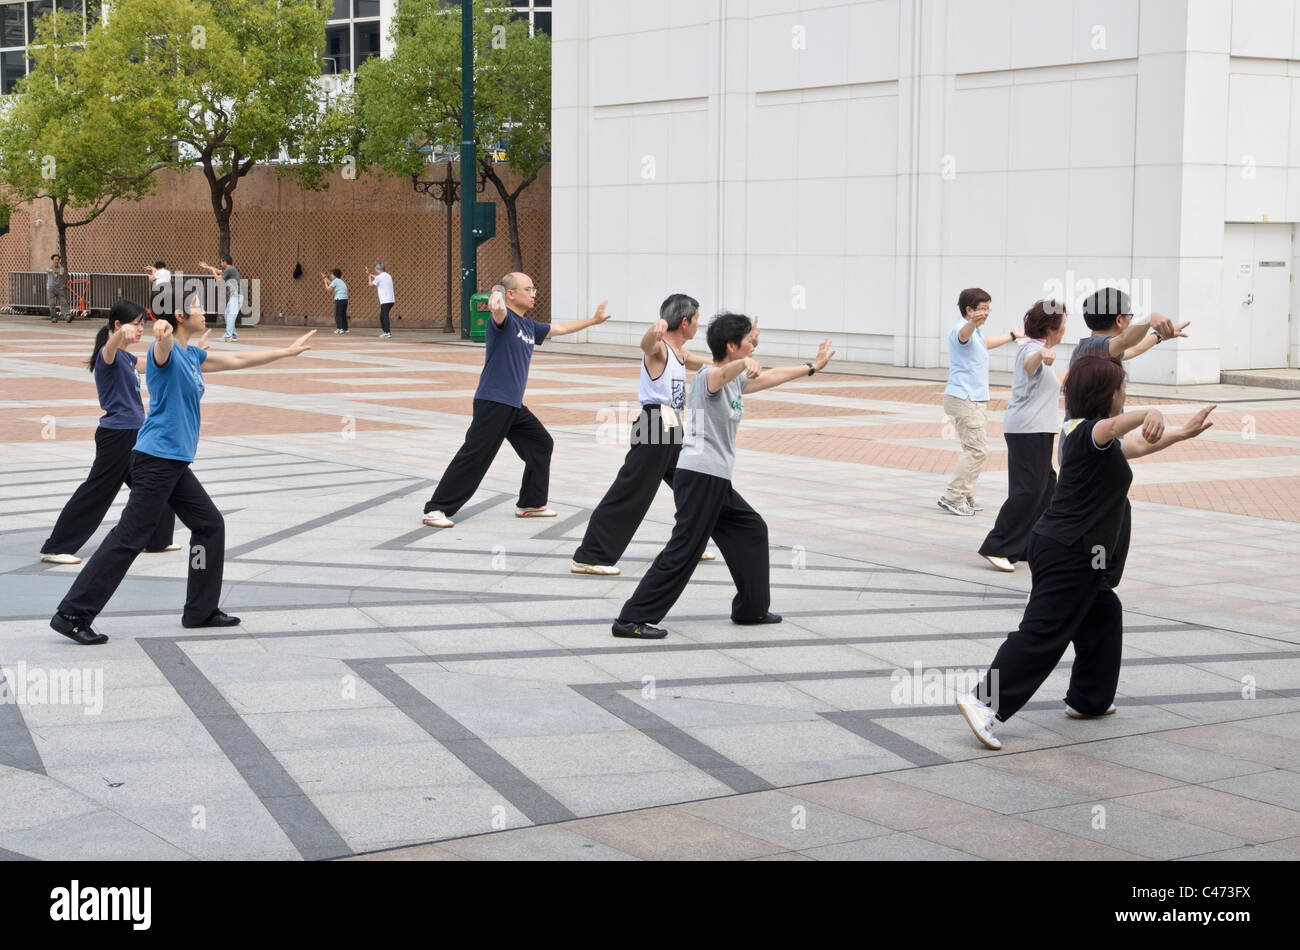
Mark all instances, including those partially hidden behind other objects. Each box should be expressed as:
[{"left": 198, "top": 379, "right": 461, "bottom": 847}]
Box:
[{"left": 4, "top": 272, "right": 261, "bottom": 324}]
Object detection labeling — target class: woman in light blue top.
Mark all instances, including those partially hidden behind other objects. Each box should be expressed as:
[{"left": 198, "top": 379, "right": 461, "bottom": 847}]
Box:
[
  {"left": 322, "top": 268, "right": 350, "bottom": 334},
  {"left": 49, "top": 297, "right": 317, "bottom": 645}
]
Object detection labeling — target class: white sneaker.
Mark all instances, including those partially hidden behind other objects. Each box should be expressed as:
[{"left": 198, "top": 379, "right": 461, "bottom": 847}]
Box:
[
  {"left": 221, "top": 334, "right": 233, "bottom": 342},
  {"left": 1065, "top": 704, "right": 1117, "bottom": 720},
  {"left": 956, "top": 692, "right": 1002, "bottom": 750},
  {"left": 938, "top": 497, "right": 974, "bottom": 517},
  {"left": 333, "top": 329, "right": 342, "bottom": 334},
  {"left": 571, "top": 561, "right": 620, "bottom": 576},
  {"left": 967, "top": 500, "right": 985, "bottom": 512},
  {"left": 981, "top": 554, "right": 1015, "bottom": 573},
  {"left": 379, "top": 332, "right": 391, "bottom": 339},
  {"left": 40, "top": 553, "right": 81, "bottom": 565},
  {"left": 516, "top": 506, "right": 557, "bottom": 518},
  {"left": 422, "top": 510, "right": 454, "bottom": 528}
]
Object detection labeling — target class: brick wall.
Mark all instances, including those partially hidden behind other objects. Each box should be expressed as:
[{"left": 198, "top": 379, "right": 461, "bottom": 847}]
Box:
[{"left": 0, "top": 162, "right": 551, "bottom": 328}]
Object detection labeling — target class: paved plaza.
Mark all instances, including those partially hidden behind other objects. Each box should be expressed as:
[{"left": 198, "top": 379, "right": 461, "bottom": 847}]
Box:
[{"left": 1, "top": 318, "right": 1299, "bottom": 861}]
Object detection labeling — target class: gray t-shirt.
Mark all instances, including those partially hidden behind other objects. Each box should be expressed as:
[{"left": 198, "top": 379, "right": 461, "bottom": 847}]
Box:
[
  {"left": 46, "top": 264, "right": 66, "bottom": 292},
  {"left": 1003, "top": 341, "right": 1061, "bottom": 434},
  {"left": 1070, "top": 334, "right": 1114, "bottom": 366},
  {"left": 678, "top": 366, "right": 749, "bottom": 480},
  {"left": 221, "top": 265, "right": 242, "bottom": 297}
]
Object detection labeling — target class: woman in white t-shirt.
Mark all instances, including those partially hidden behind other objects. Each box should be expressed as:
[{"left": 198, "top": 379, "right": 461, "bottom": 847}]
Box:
[{"left": 977, "top": 299, "right": 1068, "bottom": 573}]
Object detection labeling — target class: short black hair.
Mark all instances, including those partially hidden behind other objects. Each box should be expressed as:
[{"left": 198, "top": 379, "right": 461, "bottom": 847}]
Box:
[
  {"left": 706, "top": 312, "right": 752, "bottom": 361},
  {"left": 219, "top": 254, "right": 233, "bottom": 266},
  {"left": 660, "top": 293, "right": 699, "bottom": 332},
  {"left": 1082, "top": 288, "right": 1131, "bottom": 331},
  {"left": 331, "top": 268, "right": 342, "bottom": 278},
  {"left": 957, "top": 288, "right": 991, "bottom": 318},
  {"left": 51, "top": 253, "right": 60, "bottom": 260},
  {"left": 154, "top": 261, "right": 166, "bottom": 269}
]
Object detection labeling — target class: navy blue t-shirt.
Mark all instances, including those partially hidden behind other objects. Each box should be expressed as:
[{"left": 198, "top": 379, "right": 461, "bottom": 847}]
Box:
[
  {"left": 474, "top": 308, "right": 550, "bottom": 407},
  {"left": 94, "top": 348, "right": 146, "bottom": 430}
]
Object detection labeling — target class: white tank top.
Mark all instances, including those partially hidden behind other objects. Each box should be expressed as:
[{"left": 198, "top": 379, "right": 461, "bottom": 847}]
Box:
[{"left": 639, "top": 342, "right": 686, "bottom": 410}]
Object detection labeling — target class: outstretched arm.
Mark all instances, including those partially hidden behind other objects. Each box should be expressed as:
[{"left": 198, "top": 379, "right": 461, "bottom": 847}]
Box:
[
  {"left": 1123, "top": 405, "right": 1215, "bottom": 459},
  {"left": 549, "top": 300, "right": 612, "bottom": 337},
  {"left": 706, "top": 357, "right": 761, "bottom": 394},
  {"left": 203, "top": 331, "right": 316, "bottom": 373},
  {"left": 745, "top": 340, "right": 835, "bottom": 394},
  {"left": 984, "top": 326, "right": 1023, "bottom": 350}
]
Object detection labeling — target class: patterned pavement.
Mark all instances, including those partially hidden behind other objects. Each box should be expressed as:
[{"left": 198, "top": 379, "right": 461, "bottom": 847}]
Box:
[{"left": 0, "top": 318, "right": 1297, "bottom": 861}]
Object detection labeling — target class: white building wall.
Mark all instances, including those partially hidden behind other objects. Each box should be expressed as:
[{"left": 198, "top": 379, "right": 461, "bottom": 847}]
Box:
[{"left": 554, "top": 0, "right": 1300, "bottom": 382}]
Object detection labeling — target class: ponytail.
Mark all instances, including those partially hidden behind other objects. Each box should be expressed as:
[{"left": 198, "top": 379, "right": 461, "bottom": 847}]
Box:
[{"left": 88, "top": 300, "right": 151, "bottom": 372}]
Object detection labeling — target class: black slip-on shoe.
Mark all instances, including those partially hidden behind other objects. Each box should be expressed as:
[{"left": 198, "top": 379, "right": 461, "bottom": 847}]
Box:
[
  {"left": 50, "top": 613, "right": 108, "bottom": 645},
  {"left": 182, "top": 610, "right": 241, "bottom": 629},
  {"left": 612, "top": 620, "right": 668, "bottom": 640},
  {"left": 732, "top": 611, "right": 783, "bottom": 625}
]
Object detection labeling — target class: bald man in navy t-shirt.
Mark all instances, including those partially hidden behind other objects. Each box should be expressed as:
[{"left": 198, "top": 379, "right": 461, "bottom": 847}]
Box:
[{"left": 421, "top": 272, "right": 613, "bottom": 528}]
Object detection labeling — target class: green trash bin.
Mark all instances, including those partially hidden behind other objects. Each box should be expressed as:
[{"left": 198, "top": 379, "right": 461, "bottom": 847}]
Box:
[{"left": 469, "top": 292, "right": 492, "bottom": 341}]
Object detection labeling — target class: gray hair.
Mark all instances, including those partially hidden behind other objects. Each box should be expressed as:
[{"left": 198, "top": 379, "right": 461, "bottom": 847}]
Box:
[
  {"left": 375, "top": 262, "right": 386, "bottom": 271},
  {"left": 660, "top": 293, "right": 700, "bottom": 331}
]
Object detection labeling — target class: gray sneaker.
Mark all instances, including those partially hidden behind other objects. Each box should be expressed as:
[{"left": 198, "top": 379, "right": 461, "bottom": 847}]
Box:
[
  {"left": 967, "top": 500, "right": 985, "bottom": 512},
  {"left": 938, "top": 497, "right": 974, "bottom": 517}
]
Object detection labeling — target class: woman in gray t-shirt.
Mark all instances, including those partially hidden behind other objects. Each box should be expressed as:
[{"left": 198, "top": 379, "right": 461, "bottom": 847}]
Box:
[{"left": 978, "top": 299, "right": 1067, "bottom": 573}]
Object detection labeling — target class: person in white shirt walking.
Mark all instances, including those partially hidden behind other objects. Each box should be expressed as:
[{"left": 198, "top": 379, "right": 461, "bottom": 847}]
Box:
[{"left": 369, "top": 263, "right": 395, "bottom": 339}]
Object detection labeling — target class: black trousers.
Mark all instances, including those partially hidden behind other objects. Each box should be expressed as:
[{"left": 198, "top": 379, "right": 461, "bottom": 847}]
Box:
[
  {"left": 43, "top": 427, "right": 175, "bottom": 556},
  {"left": 979, "top": 432, "right": 1056, "bottom": 563},
  {"left": 58, "top": 451, "right": 225, "bottom": 625},
  {"left": 618, "top": 469, "right": 770, "bottom": 625},
  {"left": 425, "top": 400, "right": 552, "bottom": 517},
  {"left": 978, "top": 533, "right": 1123, "bottom": 721},
  {"left": 574, "top": 405, "right": 695, "bottom": 566},
  {"left": 334, "top": 299, "right": 350, "bottom": 331},
  {"left": 378, "top": 302, "right": 393, "bottom": 333}
]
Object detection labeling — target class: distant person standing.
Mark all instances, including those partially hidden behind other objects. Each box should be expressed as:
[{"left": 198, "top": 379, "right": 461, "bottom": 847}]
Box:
[
  {"left": 369, "top": 263, "right": 395, "bottom": 339},
  {"left": 47, "top": 253, "right": 68, "bottom": 322},
  {"left": 938, "top": 288, "right": 1022, "bottom": 517},
  {"left": 146, "top": 261, "right": 172, "bottom": 313},
  {"left": 198, "top": 255, "right": 242, "bottom": 342},
  {"left": 322, "top": 268, "right": 350, "bottom": 334}
]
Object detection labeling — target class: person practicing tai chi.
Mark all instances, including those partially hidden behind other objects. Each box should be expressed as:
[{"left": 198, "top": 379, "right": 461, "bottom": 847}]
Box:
[
  {"left": 938, "top": 289, "right": 1024, "bottom": 517},
  {"left": 49, "top": 298, "right": 316, "bottom": 645},
  {"left": 976, "top": 299, "right": 1068, "bottom": 574},
  {"left": 321, "top": 268, "right": 350, "bottom": 334},
  {"left": 956, "top": 355, "right": 1215, "bottom": 749},
  {"left": 422, "top": 273, "right": 611, "bottom": 529},
  {"left": 197, "top": 255, "right": 243, "bottom": 342},
  {"left": 369, "top": 263, "right": 395, "bottom": 339},
  {"left": 612, "top": 313, "right": 834, "bottom": 640},
  {"left": 571, "top": 293, "right": 734, "bottom": 575},
  {"left": 40, "top": 301, "right": 199, "bottom": 565},
  {"left": 1071, "top": 287, "right": 1187, "bottom": 368}
]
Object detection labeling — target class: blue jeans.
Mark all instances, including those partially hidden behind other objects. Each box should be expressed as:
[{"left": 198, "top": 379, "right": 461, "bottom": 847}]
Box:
[{"left": 224, "top": 295, "right": 242, "bottom": 336}]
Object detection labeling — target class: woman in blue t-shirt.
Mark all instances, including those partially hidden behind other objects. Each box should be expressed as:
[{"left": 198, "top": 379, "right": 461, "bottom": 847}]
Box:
[
  {"left": 40, "top": 301, "right": 194, "bottom": 565},
  {"left": 956, "top": 355, "right": 1215, "bottom": 750},
  {"left": 50, "top": 298, "right": 317, "bottom": 645}
]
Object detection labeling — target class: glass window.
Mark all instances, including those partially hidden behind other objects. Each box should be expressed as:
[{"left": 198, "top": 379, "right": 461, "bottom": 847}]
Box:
[
  {"left": 533, "top": 11, "right": 550, "bottom": 35},
  {"left": 353, "top": 19, "right": 379, "bottom": 69},
  {"left": 323, "top": 23, "right": 349, "bottom": 73},
  {"left": 3, "top": 5, "right": 24, "bottom": 47},
  {"left": 1, "top": 48, "right": 23, "bottom": 93},
  {"left": 329, "top": 0, "right": 347, "bottom": 20},
  {"left": 26, "top": 0, "right": 51, "bottom": 44},
  {"left": 353, "top": 0, "right": 379, "bottom": 17},
  {"left": 55, "top": 0, "right": 80, "bottom": 15}
]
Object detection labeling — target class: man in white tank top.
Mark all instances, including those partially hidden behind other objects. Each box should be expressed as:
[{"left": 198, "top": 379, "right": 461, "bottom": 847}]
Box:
[{"left": 572, "top": 294, "right": 717, "bottom": 574}]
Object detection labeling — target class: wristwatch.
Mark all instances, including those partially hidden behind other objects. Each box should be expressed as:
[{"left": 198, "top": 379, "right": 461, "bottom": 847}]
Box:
[
  {"left": 1149, "top": 329, "right": 1162, "bottom": 343},
  {"left": 806, "top": 362, "right": 816, "bottom": 377}
]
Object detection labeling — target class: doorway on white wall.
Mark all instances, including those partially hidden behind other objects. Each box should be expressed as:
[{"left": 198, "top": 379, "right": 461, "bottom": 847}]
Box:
[{"left": 1220, "top": 223, "right": 1292, "bottom": 370}]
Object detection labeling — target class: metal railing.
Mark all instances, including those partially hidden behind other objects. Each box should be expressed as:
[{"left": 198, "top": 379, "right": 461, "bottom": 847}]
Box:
[{"left": 4, "top": 272, "right": 260, "bottom": 324}]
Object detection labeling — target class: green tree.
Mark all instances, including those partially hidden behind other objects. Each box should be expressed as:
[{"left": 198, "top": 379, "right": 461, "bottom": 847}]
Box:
[
  {"left": 0, "top": 10, "right": 170, "bottom": 269},
  {"left": 357, "top": 0, "right": 550, "bottom": 273},
  {"left": 87, "top": 0, "right": 351, "bottom": 258}
]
